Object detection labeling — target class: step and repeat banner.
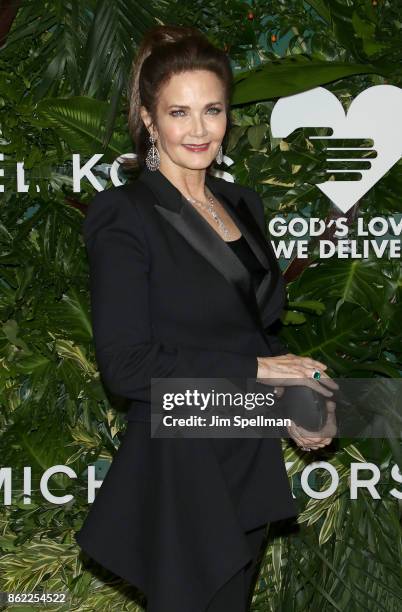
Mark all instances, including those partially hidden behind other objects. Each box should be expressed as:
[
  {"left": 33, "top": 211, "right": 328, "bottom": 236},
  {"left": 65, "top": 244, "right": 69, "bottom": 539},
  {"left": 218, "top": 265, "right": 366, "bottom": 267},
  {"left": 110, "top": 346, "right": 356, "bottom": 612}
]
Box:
[{"left": 0, "top": 1, "right": 401, "bottom": 611}]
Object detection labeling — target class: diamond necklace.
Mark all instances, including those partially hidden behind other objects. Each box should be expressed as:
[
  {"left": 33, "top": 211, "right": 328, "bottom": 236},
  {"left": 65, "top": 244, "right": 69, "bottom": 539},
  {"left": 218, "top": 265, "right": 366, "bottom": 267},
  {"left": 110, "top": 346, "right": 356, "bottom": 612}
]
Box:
[{"left": 184, "top": 189, "right": 235, "bottom": 240}]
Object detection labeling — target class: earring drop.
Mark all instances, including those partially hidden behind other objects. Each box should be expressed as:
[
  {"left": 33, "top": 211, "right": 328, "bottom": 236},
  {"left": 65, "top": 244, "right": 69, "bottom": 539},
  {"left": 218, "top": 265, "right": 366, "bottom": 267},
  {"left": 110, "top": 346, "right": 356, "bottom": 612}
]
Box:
[
  {"left": 215, "top": 144, "right": 223, "bottom": 165},
  {"left": 145, "top": 133, "right": 160, "bottom": 171}
]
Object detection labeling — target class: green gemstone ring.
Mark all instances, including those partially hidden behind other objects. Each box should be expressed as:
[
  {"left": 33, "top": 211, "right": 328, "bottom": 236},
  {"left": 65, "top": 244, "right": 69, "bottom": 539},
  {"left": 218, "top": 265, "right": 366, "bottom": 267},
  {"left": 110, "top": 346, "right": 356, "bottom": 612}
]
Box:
[{"left": 312, "top": 370, "right": 321, "bottom": 380}]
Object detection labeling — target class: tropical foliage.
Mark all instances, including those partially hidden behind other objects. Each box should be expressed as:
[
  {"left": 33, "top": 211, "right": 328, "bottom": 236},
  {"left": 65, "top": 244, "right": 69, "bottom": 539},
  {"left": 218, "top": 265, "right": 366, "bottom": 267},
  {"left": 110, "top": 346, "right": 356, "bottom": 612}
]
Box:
[{"left": 0, "top": 1, "right": 401, "bottom": 610}]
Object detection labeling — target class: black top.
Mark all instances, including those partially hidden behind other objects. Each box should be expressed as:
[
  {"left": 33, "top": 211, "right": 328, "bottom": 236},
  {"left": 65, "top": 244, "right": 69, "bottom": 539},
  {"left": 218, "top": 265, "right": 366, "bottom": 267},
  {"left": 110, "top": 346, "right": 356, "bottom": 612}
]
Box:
[{"left": 226, "top": 234, "right": 266, "bottom": 293}]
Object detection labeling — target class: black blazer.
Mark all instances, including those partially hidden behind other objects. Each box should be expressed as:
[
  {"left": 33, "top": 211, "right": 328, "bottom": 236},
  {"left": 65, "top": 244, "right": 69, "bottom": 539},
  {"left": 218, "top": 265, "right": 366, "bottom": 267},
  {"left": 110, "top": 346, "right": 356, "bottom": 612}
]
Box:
[
  {"left": 76, "top": 166, "right": 297, "bottom": 612},
  {"left": 83, "top": 165, "right": 288, "bottom": 418}
]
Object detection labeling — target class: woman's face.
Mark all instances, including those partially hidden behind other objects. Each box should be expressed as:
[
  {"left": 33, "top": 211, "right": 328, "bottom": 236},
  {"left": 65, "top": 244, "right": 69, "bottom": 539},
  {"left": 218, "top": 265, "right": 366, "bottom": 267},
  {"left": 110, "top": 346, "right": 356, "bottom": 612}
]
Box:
[{"left": 141, "top": 69, "right": 227, "bottom": 171}]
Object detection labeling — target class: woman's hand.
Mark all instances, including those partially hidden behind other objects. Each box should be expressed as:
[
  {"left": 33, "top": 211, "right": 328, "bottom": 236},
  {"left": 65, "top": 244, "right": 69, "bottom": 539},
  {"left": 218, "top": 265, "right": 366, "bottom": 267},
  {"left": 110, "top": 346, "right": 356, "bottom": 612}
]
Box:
[
  {"left": 257, "top": 353, "right": 339, "bottom": 398},
  {"left": 287, "top": 399, "right": 337, "bottom": 450}
]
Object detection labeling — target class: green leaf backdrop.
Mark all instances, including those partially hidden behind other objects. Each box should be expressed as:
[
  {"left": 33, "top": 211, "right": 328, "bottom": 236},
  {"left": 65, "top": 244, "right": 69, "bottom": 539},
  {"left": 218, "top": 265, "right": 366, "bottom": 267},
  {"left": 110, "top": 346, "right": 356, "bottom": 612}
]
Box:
[{"left": 0, "top": 1, "right": 401, "bottom": 610}]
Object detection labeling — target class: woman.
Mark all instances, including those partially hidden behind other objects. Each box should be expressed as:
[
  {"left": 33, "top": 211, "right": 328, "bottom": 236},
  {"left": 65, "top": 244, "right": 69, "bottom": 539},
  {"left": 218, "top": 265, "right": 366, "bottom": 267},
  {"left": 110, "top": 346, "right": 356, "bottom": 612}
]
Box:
[{"left": 75, "top": 25, "right": 336, "bottom": 612}]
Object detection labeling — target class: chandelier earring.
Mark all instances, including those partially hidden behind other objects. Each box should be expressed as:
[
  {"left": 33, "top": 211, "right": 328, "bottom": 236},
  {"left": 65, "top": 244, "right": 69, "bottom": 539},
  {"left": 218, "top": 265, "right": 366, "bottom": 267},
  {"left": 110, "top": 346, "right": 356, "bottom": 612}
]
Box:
[
  {"left": 145, "top": 132, "right": 160, "bottom": 171},
  {"left": 215, "top": 144, "right": 223, "bottom": 165}
]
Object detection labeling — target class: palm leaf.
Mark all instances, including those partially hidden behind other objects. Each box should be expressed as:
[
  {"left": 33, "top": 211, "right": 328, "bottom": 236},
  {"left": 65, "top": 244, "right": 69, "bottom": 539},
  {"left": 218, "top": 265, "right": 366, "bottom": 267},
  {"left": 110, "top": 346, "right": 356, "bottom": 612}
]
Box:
[
  {"left": 232, "top": 55, "right": 388, "bottom": 105},
  {"left": 290, "top": 257, "right": 399, "bottom": 317},
  {"left": 37, "top": 97, "right": 131, "bottom": 161}
]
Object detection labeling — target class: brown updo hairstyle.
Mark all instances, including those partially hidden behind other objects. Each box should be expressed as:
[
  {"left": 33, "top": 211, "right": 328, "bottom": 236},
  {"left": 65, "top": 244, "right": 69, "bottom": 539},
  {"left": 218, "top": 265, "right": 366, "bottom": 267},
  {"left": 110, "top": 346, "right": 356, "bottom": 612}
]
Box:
[{"left": 126, "top": 24, "right": 234, "bottom": 172}]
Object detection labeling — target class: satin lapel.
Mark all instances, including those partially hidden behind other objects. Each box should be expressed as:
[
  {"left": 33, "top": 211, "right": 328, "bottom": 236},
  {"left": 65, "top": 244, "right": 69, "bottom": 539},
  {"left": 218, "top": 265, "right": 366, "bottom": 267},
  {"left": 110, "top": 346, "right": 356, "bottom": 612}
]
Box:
[
  {"left": 211, "top": 188, "right": 281, "bottom": 319},
  {"left": 154, "top": 200, "right": 265, "bottom": 331},
  {"left": 137, "top": 167, "right": 279, "bottom": 333}
]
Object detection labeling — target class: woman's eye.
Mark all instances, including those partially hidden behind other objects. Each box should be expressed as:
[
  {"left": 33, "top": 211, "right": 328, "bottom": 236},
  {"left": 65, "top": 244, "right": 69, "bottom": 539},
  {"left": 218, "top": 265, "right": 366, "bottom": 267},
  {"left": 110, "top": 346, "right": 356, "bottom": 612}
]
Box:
[{"left": 170, "top": 107, "right": 222, "bottom": 117}]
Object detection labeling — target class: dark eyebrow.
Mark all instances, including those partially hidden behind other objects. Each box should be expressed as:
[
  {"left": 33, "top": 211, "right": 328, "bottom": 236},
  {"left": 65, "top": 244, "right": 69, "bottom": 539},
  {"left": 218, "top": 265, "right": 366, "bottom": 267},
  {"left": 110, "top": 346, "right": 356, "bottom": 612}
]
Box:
[{"left": 167, "top": 101, "right": 223, "bottom": 109}]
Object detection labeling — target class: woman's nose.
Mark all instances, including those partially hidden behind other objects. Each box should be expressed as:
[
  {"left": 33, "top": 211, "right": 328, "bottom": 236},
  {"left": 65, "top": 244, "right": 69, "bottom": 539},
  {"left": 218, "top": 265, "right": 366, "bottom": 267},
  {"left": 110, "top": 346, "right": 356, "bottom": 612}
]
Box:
[{"left": 190, "top": 115, "right": 208, "bottom": 137}]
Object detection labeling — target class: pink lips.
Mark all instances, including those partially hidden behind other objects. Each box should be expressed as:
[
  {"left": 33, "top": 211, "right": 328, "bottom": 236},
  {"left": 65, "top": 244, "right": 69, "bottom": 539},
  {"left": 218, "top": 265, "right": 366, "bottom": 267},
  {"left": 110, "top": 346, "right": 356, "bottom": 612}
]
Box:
[{"left": 182, "top": 143, "right": 210, "bottom": 152}]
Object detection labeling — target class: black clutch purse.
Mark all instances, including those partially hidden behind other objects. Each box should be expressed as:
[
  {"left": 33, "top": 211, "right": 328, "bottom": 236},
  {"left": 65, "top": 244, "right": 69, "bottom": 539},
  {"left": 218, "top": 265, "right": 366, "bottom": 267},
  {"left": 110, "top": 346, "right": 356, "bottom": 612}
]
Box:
[{"left": 279, "top": 385, "right": 328, "bottom": 431}]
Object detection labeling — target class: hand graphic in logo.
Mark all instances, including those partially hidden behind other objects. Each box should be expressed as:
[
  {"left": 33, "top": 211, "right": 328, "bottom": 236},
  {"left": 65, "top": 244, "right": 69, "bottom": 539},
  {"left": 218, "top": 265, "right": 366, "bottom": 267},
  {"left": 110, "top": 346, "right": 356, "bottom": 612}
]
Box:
[
  {"left": 281, "top": 126, "right": 377, "bottom": 184},
  {"left": 271, "top": 85, "right": 402, "bottom": 213}
]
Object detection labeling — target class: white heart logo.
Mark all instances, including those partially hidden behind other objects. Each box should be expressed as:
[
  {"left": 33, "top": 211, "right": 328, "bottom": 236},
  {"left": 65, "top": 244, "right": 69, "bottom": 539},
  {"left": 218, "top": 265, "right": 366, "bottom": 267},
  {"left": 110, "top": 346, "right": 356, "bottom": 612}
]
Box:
[{"left": 270, "top": 85, "right": 402, "bottom": 213}]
